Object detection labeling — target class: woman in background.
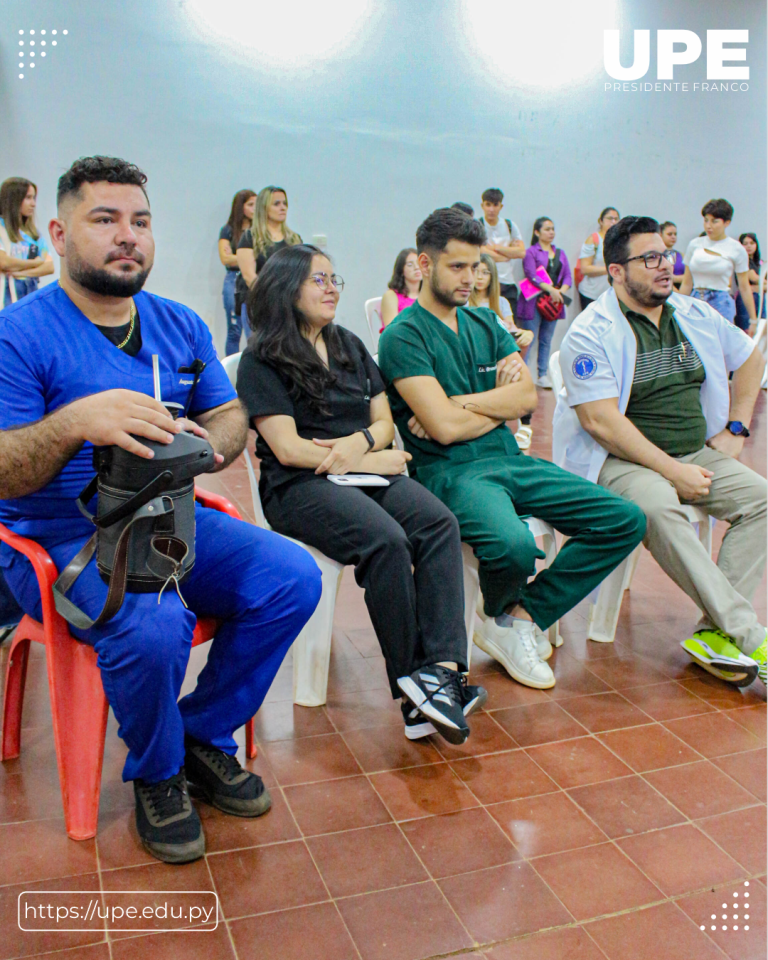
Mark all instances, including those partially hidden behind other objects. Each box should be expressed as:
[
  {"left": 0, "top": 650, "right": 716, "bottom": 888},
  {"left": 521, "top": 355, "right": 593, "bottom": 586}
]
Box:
[
  {"left": 380, "top": 248, "right": 422, "bottom": 329},
  {"left": 0, "top": 178, "right": 52, "bottom": 307},
  {"left": 220, "top": 188, "right": 256, "bottom": 356},
  {"left": 237, "top": 244, "right": 485, "bottom": 745},
  {"left": 659, "top": 221, "right": 685, "bottom": 289},
  {"left": 576, "top": 206, "right": 620, "bottom": 310},
  {"left": 736, "top": 233, "right": 766, "bottom": 331}
]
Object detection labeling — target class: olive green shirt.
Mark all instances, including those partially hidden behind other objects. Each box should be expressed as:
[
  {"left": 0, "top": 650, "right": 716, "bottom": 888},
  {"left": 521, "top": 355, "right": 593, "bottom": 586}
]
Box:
[
  {"left": 620, "top": 299, "right": 707, "bottom": 456},
  {"left": 377, "top": 302, "right": 521, "bottom": 481}
]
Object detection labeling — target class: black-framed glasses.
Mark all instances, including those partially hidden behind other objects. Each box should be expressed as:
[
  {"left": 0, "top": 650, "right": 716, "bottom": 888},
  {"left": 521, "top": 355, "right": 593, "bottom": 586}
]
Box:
[
  {"left": 619, "top": 250, "right": 677, "bottom": 269},
  {"left": 308, "top": 272, "right": 345, "bottom": 291}
]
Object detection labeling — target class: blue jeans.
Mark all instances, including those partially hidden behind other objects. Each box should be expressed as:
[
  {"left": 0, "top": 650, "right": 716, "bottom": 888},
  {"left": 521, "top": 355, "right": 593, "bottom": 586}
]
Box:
[
  {"left": 4, "top": 504, "right": 321, "bottom": 782},
  {"left": 735, "top": 291, "right": 766, "bottom": 331},
  {"left": 225, "top": 301, "right": 252, "bottom": 357},
  {"left": 222, "top": 271, "right": 243, "bottom": 356},
  {"left": 693, "top": 288, "right": 736, "bottom": 323},
  {"left": 517, "top": 307, "right": 558, "bottom": 378},
  {"left": 3, "top": 276, "right": 39, "bottom": 308}
]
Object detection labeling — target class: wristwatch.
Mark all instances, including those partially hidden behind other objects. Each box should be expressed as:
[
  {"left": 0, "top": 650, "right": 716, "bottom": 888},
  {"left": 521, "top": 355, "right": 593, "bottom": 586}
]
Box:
[
  {"left": 726, "top": 420, "right": 750, "bottom": 438},
  {"left": 358, "top": 428, "right": 376, "bottom": 450}
]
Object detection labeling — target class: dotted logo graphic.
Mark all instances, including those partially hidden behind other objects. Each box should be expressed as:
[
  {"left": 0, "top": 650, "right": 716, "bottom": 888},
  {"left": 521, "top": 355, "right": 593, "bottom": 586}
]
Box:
[
  {"left": 17, "top": 28, "right": 68, "bottom": 80},
  {"left": 700, "top": 880, "right": 751, "bottom": 933}
]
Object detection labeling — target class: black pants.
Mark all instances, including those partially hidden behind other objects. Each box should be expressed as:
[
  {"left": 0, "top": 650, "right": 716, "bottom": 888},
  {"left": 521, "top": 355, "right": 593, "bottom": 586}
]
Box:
[
  {"left": 263, "top": 475, "right": 467, "bottom": 697},
  {"left": 499, "top": 283, "right": 519, "bottom": 316},
  {"left": 579, "top": 292, "right": 595, "bottom": 312}
]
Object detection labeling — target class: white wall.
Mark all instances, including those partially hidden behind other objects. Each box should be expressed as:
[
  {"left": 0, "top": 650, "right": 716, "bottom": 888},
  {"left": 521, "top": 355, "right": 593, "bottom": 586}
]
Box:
[{"left": 2, "top": 0, "right": 765, "bottom": 354}]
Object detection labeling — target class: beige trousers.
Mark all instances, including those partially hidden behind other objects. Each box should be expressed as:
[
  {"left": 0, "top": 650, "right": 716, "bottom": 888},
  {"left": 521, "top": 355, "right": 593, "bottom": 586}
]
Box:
[{"left": 598, "top": 447, "right": 767, "bottom": 654}]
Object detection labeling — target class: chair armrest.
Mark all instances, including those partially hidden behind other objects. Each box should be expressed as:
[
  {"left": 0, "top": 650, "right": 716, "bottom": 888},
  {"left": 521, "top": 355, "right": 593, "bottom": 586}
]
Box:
[
  {"left": 0, "top": 520, "right": 63, "bottom": 629},
  {"left": 194, "top": 486, "right": 242, "bottom": 520}
]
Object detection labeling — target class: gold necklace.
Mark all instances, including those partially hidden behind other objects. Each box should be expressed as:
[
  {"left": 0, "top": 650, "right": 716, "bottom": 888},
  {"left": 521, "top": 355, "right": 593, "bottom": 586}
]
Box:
[{"left": 116, "top": 301, "right": 136, "bottom": 350}]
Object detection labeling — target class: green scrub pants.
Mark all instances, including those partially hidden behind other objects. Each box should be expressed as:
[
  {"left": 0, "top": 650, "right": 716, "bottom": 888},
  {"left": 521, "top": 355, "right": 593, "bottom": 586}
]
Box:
[{"left": 421, "top": 454, "right": 646, "bottom": 628}]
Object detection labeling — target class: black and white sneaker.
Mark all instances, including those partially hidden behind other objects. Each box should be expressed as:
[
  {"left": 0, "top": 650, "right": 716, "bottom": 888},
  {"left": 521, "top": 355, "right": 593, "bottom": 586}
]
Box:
[
  {"left": 398, "top": 665, "right": 470, "bottom": 745},
  {"left": 459, "top": 675, "right": 488, "bottom": 716},
  {"left": 402, "top": 701, "right": 437, "bottom": 740},
  {"left": 134, "top": 768, "right": 205, "bottom": 864},
  {"left": 185, "top": 736, "right": 272, "bottom": 818}
]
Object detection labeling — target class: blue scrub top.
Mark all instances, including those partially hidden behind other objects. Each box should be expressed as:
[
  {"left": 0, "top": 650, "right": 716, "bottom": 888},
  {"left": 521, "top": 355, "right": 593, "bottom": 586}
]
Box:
[{"left": 0, "top": 282, "right": 236, "bottom": 547}]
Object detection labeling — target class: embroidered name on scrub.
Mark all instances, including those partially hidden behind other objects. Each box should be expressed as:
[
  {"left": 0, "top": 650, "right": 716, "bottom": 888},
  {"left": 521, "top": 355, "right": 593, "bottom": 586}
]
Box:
[{"left": 478, "top": 363, "right": 498, "bottom": 373}]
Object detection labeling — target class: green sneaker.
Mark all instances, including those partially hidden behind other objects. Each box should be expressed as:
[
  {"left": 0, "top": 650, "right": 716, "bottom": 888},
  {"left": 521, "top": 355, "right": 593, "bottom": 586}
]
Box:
[
  {"left": 750, "top": 636, "right": 767, "bottom": 684},
  {"left": 681, "top": 630, "right": 759, "bottom": 687}
]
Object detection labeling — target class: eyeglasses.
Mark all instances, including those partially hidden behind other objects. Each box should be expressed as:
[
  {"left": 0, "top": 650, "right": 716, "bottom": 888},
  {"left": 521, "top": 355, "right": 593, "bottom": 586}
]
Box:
[
  {"left": 619, "top": 250, "right": 677, "bottom": 270},
  {"left": 308, "top": 272, "right": 344, "bottom": 291}
]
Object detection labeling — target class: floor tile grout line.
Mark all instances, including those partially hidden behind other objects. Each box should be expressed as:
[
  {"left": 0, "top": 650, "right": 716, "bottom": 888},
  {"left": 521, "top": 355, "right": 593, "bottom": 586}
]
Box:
[{"left": 199, "top": 854, "right": 242, "bottom": 960}]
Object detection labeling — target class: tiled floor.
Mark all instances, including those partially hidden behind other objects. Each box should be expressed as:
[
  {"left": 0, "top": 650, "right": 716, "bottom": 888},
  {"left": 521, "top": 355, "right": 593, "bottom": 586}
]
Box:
[{"left": 1, "top": 389, "right": 765, "bottom": 960}]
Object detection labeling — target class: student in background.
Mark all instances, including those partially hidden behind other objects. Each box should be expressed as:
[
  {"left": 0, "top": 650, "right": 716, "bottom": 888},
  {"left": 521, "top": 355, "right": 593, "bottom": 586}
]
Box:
[
  {"left": 576, "top": 206, "right": 620, "bottom": 311},
  {"left": 516, "top": 217, "right": 572, "bottom": 389},
  {"left": 735, "top": 233, "right": 766, "bottom": 332},
  {"left": 237, "top": 244, "right": 486, "bottom": 745},
  {"left": 236, "top": 186, "right": 302, "bottom": 334},
  {"left": 659, "top": 221, "right": 685, "bottom": 289},
  {"left": 220, "top": 188, "right": 256, "bottom": 356},
  {"left": 380, "top": 248, "right": 422, "bottom": 329},
  {"left": 451, "top": 202, "right": 474, "bottom": 217},
  {"left": 470, "top": 253, "right": 535, "bottom": 450},
  {"left": 478, "top": 188, "right": 525, "bottom": 312},
  {"left": 680, "top": 199, "right": 756, "bottom": 329},
  {"left": 0, "top": 177, "right": 53, "bottom": 307}
]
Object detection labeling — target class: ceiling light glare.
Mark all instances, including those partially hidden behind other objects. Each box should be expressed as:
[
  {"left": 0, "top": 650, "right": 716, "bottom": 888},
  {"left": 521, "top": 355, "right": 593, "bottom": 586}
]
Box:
[
  {"left": 184, "top": 0, "right": 374, "bottom": 72},
  {"left": 459, "top": 0, "right": 618, "bottom": 92}
]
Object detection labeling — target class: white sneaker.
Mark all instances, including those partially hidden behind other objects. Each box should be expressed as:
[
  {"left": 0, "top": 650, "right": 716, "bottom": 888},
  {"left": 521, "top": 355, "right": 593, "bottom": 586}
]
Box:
[
  {"left": 473, "top": 618, "right": 555, "bottom": 689},
  {"left": 536, "top": 375, "right": 552, "bottom": 389},
  {"left": 515, "top": 425, "right": 532, "bottom": 450},
  {"left": 475, "top": 595, "right": 554, "bottom": 660}
]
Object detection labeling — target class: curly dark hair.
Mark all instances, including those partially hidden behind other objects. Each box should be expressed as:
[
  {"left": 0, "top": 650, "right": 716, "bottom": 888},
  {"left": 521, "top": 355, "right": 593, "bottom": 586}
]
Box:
[
  {"left": 57, "top": 156, "right": 149, "bottom": 207},
  {"left": 603, "top": 216, "right": 661, "bottom": 272},
  {"left": 416, "top": 207, "right": 486, "bottom": 255},
  {"left": 701, "top": 198, "right": 734, "bottom": 222}
]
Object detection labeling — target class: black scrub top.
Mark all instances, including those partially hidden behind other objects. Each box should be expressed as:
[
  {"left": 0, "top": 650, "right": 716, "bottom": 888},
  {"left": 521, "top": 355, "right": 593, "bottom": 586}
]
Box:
[{"left": 236, "top": 324, "right": 386, "bottom": 493}]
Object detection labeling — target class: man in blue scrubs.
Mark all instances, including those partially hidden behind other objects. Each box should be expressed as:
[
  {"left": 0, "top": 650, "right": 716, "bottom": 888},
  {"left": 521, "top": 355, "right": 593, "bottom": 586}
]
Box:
[{"left": 0, "top": 157, "right": 321, "bottom": 863}]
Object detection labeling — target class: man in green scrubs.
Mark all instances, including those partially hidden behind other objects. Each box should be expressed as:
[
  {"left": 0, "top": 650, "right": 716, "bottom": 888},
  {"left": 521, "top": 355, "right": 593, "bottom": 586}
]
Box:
[{"left": 378, "top": 208, "right": 645, "bottom": 689}]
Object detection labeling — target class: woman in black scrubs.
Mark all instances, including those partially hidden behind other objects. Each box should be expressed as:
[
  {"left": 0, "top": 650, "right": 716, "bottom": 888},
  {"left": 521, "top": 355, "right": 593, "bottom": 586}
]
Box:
[{"left": 237, "top": 244, "right": 486, "bottom": 744}]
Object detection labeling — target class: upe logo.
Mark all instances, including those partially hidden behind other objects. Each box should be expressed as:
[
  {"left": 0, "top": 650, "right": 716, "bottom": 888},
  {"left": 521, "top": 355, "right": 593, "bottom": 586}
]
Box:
[{"left": 604, "top": 30, "right": 748, "bottom": 81}]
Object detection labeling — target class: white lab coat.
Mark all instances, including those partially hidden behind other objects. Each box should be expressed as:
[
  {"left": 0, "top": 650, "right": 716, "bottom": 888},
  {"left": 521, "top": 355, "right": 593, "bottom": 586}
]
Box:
[{"left": 553, "top": 287, "right": 757, "bottom": 484}]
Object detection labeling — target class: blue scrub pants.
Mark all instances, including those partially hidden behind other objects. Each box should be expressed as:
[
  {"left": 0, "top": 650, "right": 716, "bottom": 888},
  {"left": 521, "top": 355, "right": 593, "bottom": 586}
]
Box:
[{"left": 4, "top": 505, "right": 321, "bottom": 783}]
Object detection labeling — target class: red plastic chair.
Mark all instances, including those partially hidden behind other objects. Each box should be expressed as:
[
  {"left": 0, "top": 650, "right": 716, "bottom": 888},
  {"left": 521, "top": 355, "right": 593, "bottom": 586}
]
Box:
[{"left": 0, "top": 486, "right": 256, "bottom": 841}]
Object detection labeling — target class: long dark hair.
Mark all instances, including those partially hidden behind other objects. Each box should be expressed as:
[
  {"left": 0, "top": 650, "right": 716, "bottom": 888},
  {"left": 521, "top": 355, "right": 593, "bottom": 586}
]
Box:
[
  {"left": 530, "top": 216, "right": 554, "bottom": 247},
  {"left": 388, "top": 247, "right": 418, "bottom": 295},
  {"left": 247, "top": 244, "right": 353, "bottom": 415},
  {"left": 0, "top": 177, "right": 39, "bottom": 243},
  {"left": 739, "top": 232, "right": 762, "bottom": 272},
  {"left": 226, "top": 188, "right": 256, "bottom": 250}
]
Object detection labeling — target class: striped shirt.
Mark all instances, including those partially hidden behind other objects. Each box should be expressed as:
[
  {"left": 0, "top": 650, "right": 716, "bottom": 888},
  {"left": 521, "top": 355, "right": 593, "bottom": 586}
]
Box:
[{"left": 621, "top": 300, "right": 707, "bottom": 456}]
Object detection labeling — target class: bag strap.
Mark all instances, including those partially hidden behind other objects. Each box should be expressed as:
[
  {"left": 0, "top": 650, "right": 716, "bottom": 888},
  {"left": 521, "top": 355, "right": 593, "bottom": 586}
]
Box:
[
  {"left": 0, "top": 223, "right": 18, "bottom": 304},
  {"left": 53, "top": 495, "right": 176, "bottom": 630}
]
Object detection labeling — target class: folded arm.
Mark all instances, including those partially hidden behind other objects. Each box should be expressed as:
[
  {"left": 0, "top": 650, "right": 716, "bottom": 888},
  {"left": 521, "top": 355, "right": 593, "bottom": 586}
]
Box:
[{"left": 10, "top": 254, "right": 55, "bottom": 279}]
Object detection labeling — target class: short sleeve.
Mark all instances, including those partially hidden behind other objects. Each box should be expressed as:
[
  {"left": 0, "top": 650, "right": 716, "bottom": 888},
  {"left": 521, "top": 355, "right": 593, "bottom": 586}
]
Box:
[
  {"left": 683, "top": 238, "right": 697, "bottom": 267},
  {"left": 236, "top": 350, "right": 295, "bottom": 423},
  {"left": 494, "top": 313, "right": 520, "bottom": 360},
  {"left": 509, "top": 221, "right": 523, "bottom": 242},
  {"left": 236, "top": 229, "right": 253, "bottom": 251},
  {"left": 0, "top": 330, "right": 45, "bottom": 430},
  {"left": 499, "top": 297, "right": 512, "bottom": 319},
  {"left": 579, "top": 239, "right": 598, "bottom": 259},
  {"left": 378, "top": 322, "right": 435, "bottom": 382},
  {"left": 730, "top": 242, "right": 749, "bottom": 274},
  {"left": 184, "top": 311, "right": 238, "bottom": 416},
  {"left": 710, "top": 308, "right": 757, "bottom": 371},
  {"left": 559, "top": 326, "right": 619, "bottom": 407},
  {"left": 219, "top": 224, "right": 233, "bottom": 243}
]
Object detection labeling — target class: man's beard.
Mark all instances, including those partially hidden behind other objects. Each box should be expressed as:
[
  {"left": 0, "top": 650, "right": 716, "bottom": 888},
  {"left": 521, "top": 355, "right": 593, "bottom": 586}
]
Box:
[
  {"left": 429, "top": 272, "right": 468, "bottom": 309},
  {"left": 67, "top": 247, "right": 151, "bottom": 297},
  {"left": 624, "top": 273, "right": 671, "bottom": 308}
]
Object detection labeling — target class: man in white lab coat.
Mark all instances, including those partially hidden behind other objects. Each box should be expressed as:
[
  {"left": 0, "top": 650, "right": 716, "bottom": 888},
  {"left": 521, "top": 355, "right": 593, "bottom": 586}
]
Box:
[{"left": 554, "top": 215, "right": 767, "bottom": 686}]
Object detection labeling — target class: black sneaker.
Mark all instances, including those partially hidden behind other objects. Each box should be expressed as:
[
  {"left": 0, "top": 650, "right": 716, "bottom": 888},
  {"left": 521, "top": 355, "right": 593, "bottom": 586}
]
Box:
[
  {"left": 459, "top": 675, "right": 488, "bottom": 716},
  {"left": 184, "top": 736, "right": 272, "bottom": 818},
  {"left": 401, "top": 701, "right": 436, "bottom": 740},
  {"left": 397, "top": 665, "right": 470, "bottom": 745},
  {"left": 134, "top": 768, "right": 205, "bottom": 864}
]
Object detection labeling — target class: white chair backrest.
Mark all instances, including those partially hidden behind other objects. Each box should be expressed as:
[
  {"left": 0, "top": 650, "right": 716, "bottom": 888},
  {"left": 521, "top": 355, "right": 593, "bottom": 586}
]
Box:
[
  {"left": 548, "top": 350, "right": 564, "bottom": 397},
  {"left": 365, "top": 297, "right": 383, "bottom": 352},
  {"left": 219, "top": 351, "right": 268, "bottom": 528}
]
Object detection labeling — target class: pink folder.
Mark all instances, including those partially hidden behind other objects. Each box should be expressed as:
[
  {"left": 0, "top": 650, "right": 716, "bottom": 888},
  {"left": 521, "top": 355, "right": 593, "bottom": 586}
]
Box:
[{"left": 519, "top": 266, "right": 551, "bottom": 300}]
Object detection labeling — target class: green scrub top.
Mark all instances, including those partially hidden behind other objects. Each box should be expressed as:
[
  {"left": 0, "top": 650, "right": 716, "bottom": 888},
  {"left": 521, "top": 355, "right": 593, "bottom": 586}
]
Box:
[{"left": 378, "top": 301, "right": 521, "bottom": 480}]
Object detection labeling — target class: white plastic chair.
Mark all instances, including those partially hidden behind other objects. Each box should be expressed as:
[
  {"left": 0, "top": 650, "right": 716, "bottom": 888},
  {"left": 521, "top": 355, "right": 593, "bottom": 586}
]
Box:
[
  {"left": 546, "top": 353, "right": 715, "bottom": 644},
  {"left": 365, "top": 297, "right": 383, "bottom": 352},
  {"left": 221, "top": 353, "right": 345, "bottom": 706},
  {"left": 755, "top": 262, "right": 768, "bottom": 389}
]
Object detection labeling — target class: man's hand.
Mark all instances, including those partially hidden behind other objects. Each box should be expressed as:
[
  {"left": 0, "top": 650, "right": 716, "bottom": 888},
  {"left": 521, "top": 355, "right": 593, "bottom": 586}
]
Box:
[
  {"left": 365, "top": 449, "right": 412, "bottom": 475},
  {"left": 407, "top": 415, "right": 432, "bottom": 440},
  {"left": 313, "top": 432, "right": 369, "bottom": 475},
  {"left": 667, "top": 462, "right": 714, "bottom": 501},
  {"left": 706, "top": 428, "right": 745, "bottom": 460},
  {"left": 67, "top": 389, "right": 184, "bottom": 460},
  {"left": 496, "top": 354, "right": 524, "bottom": 387}
]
